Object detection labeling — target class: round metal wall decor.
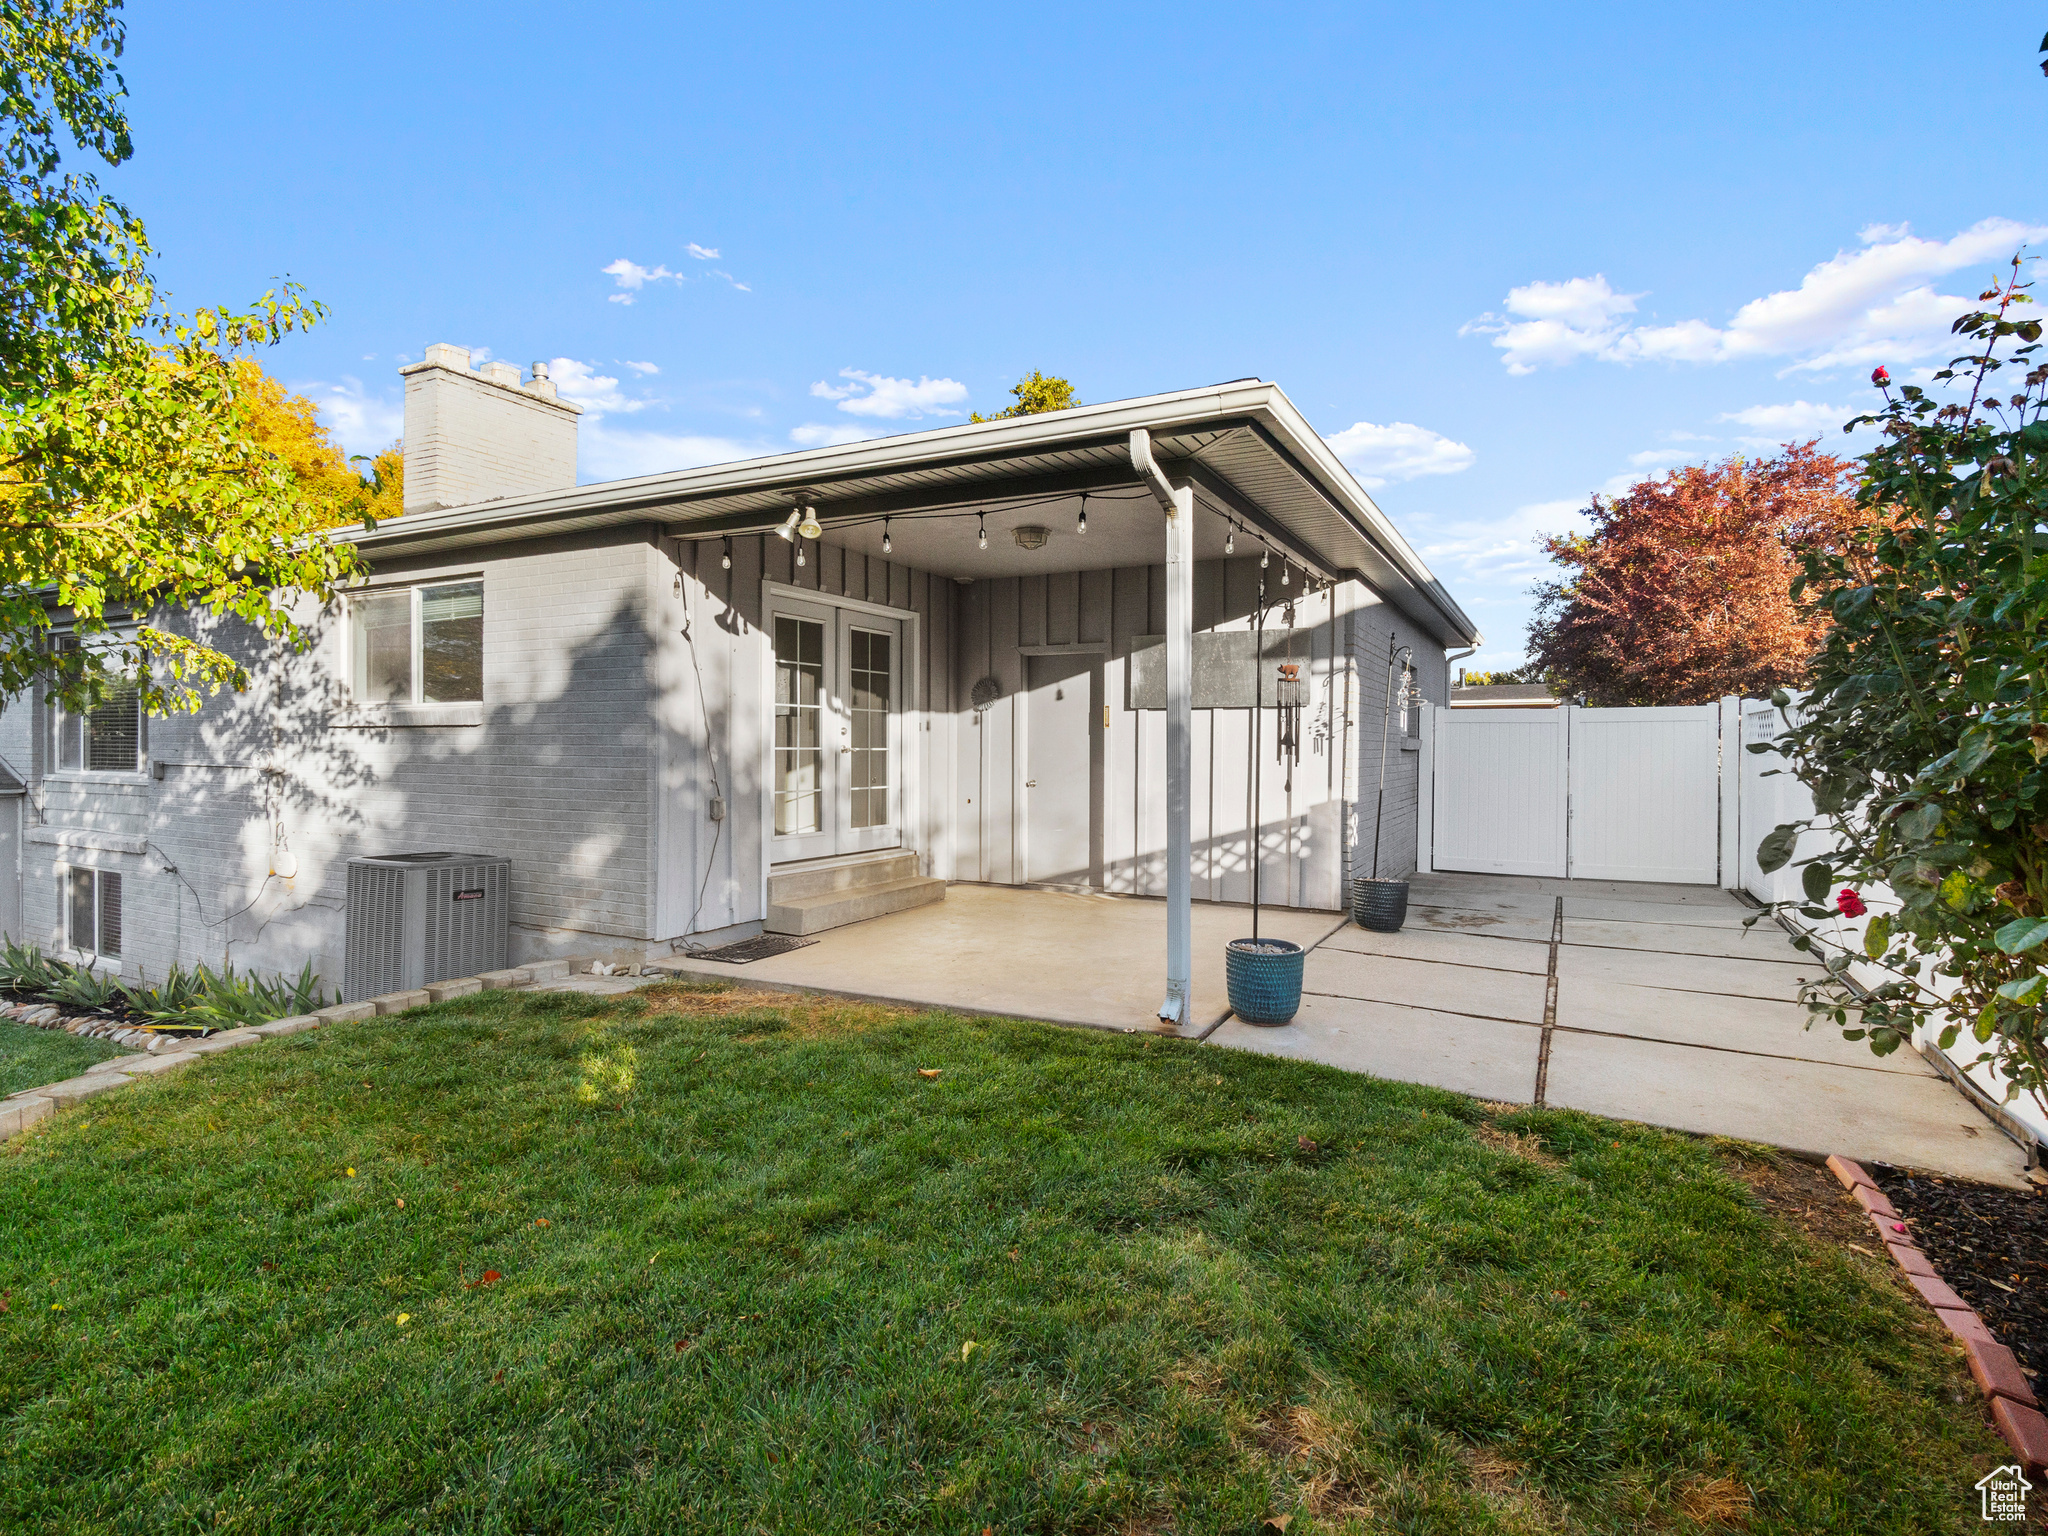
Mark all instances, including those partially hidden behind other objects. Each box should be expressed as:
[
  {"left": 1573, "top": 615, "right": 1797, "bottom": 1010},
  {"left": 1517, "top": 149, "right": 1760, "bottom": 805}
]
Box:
[{"left": 970, "top": 676, "right": 1002, "bottom": 707}]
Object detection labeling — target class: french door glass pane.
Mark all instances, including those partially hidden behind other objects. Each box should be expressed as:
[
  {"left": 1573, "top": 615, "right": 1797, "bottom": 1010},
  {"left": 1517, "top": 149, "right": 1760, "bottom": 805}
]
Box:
[
  {"left": 352, "top": 591, "right": 413, "bottom": 702},
  {"left": 420, "top": 581, "right": 484, "bottom": 702},
  {"left": 849, "top": 629, "right": 890, "bottom": 830},
  {"left": 774, "top": 617, "right": 825, "bottom": 836}
]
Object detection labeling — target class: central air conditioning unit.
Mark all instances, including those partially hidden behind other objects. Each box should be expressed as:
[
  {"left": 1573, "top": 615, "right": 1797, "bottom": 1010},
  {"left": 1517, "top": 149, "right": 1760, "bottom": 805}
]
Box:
[{"left": 344, "top": 851, "right": 510, "bottom": 1002}]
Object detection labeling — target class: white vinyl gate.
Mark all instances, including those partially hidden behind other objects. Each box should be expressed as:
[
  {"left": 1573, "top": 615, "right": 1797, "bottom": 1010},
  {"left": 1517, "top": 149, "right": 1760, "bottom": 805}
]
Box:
[{"left": 1423, "top": 703, "right": 1728, "bottom": 884}]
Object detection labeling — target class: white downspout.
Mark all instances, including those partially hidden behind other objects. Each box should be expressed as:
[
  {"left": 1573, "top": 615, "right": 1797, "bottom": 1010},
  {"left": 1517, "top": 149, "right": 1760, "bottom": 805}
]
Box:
[{"left": 1130, "top": 429, "right": 1193, "bottom": 1027}]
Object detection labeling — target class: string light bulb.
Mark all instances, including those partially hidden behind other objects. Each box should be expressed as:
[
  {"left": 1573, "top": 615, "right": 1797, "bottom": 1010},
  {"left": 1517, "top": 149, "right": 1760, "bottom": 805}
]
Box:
[
  {"left": 1077, "top": 494, "right": 1088, "bottom": 536},
  {"left": 796, "top": 546, "right": 805, "bottom": 567},
  {"left": 1281, "top": 561, "right": 1291, "bottom": 586},
  {"left": 978, "top": 512, "right": 988, "bottom": 550},
  {"left": 1260, "top": 546, "right": 1269, "bottom": 570},
  {"left": 720, "top": 537, "right": 731, "bottom": 571},
  {"left": 1225, "top": 522, "right": 1235, "bottom": 556},
  {"left": 882, "top": 517, "right": 892, "bottom": 555}
]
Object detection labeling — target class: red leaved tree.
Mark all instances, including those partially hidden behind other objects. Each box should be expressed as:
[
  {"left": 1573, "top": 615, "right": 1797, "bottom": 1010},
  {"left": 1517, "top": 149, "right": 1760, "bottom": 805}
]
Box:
[{"left": 1526, "top": 443, "right": 1867, "bottom": 706}]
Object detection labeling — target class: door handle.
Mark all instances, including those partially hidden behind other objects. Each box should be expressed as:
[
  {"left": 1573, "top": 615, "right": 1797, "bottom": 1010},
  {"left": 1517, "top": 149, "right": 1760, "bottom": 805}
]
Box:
[{"left": 1025, "top": 779, "right": 1037, "bottom": 787}]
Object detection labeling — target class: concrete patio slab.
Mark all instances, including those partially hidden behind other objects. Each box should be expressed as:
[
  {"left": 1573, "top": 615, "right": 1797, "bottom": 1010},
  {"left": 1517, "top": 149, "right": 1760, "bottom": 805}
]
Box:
[
  {"left": 1408, "top": 904, "right": 1558, "bottom": 943},
  {"left": 655, "top": 884, "right": 1338, "bottom": 1032},
  {"left": 1211, "top": 995, "right": 1542, "bottom": 1103},
  {"left": 1561, "top": 896, "right": 1757, "bottom": 929},
  {"left": 1541, "top": 1030, "right": 2027, "bottom": 1186},
  {"left": 1322, "top": 925, "right": 1551, "bottom": 974},
  {"left": 1304, "top": 948, "right": 1547, "bottom": 1024},
  {"left": 1555, "top": 943, "right": 1820, "bottom": 1000},
  {"left": 1563, "top": 918, "right": 1810, "bottom": 963},
  {"left": 1553, "top": 979, "right": 1938, "bottom": 1076}
]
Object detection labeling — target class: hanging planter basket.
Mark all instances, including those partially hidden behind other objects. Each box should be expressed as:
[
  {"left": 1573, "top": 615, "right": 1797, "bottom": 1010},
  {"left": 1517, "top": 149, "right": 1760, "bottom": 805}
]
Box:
[
  {"left": 1226, "top": 937, "right": 1305, "bottom": 1025},
  {"left": 1352, "top": 876, "right": 1410, "bottom": 933}
]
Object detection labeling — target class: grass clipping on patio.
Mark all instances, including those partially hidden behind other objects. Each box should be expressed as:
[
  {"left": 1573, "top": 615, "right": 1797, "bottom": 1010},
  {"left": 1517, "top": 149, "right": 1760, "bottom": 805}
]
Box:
[{"left": 0, "top": 983, "right": 2010, "bottom": 1534}]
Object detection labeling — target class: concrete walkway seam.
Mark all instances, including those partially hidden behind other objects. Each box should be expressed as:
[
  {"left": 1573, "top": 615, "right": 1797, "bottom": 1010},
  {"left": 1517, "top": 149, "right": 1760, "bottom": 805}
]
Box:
[
  {"left": 1824, "top": 1155, "right": 2048, "bottom": 1474},
  {"left": 1533, "top": 897, "right": 1563, "bottom": 1106}
]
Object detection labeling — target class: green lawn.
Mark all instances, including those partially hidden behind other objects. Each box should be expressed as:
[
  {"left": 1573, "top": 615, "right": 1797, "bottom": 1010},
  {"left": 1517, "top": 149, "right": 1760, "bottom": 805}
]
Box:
[
  {"left": 0, "top": 983, "right": 2008, "bottom": 1535},
  {"left": 0, "top": 1017, "right": 133, "bottom": 1097}
]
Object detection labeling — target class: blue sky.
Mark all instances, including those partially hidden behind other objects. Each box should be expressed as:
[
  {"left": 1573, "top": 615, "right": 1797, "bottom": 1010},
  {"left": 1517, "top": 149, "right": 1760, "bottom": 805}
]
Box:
[{"left": 105, "top": 2, "right": 2045, "bottom": 669}]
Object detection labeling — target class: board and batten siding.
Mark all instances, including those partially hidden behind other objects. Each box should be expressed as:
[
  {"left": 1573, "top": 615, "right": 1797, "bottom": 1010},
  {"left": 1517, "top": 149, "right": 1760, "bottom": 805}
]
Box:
[
  {"left": 662, "top": 534, "right": 961, "bottom": 938},
  {"left": 950, "top": 557, "right": 1444, "bottom": 911}
]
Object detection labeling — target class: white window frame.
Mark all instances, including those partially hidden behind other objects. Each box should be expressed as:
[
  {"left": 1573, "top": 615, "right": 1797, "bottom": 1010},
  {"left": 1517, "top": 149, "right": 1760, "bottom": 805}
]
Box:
[
  {"left": 348, "top": 577, "right": 487, "bottom": 708},
  {"left": 62, "top": 864, "right": 123, "bottom": 962},
  {"left": 46, "top": 637, "right": 147, "bottom": 780}
]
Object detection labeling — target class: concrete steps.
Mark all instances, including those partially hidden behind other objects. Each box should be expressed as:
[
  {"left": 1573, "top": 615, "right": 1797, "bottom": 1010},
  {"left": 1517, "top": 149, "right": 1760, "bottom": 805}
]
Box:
[{"left": 766, "top": 851, "right": 945, "bottom": 935}]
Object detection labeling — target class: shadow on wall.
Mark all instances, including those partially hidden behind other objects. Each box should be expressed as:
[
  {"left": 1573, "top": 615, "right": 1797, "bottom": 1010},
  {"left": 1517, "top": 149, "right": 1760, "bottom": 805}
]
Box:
[{"left": 122, "top": 585, "right": 662, "bottom": 991}]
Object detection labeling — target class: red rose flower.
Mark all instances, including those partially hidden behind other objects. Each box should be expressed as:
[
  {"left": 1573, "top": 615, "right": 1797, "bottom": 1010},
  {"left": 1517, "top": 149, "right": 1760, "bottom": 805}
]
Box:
[
  {"left": 1871, "top": 366, "right": 1891, "bottom": 387},
  {"left": 1836, "top": 888, "right": 1867, "bottom": 917}
]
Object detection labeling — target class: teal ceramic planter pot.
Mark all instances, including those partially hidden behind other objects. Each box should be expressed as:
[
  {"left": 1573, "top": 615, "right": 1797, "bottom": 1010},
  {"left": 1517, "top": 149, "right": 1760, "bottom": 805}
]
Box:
[{"left": 1226, "top": 937, "right": 1305, "bottom": 1024}]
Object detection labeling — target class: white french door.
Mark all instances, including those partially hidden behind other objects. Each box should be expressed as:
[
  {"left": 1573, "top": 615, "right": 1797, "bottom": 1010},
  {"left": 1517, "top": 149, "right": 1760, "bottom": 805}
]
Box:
[{"left": 768, "top": 596, "right": 904, "bottom": 863}]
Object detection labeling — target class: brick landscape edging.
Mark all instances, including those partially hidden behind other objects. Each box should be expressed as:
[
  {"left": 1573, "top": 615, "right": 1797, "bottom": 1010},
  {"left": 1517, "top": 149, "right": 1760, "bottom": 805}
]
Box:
[
  {"left": 1825, "top": 1154, "right": 2048, "bottom": 1474},
  {"left": 0, "top": 957, "right": 615, "bottom": 1145}
]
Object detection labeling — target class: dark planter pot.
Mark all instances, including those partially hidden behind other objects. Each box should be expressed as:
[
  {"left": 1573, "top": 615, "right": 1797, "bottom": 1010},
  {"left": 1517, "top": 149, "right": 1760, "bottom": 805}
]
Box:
[
  {"left": 1352, "top": 876, "right": 1410, "bottom": 933},
  {"left": 1226, "top": 937, "right": 1305, "bottom": 1025}
]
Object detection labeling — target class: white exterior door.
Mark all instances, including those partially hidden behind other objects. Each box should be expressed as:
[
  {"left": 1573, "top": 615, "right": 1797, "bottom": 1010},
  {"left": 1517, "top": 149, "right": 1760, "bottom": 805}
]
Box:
[{"left": 768, "top": 595, "right": 903, "bottom": 865}]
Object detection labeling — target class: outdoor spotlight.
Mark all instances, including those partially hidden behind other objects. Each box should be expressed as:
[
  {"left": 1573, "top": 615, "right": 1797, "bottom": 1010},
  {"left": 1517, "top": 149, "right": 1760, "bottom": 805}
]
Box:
[
  {"left": 797, "top": 505, "right": 823, "bottom": 540},
  {"left": 882, "top": 517, "right": 892, "bottom": 555},
  {"left": 776, "top": 508, "right": 802, "bottom": 542}
]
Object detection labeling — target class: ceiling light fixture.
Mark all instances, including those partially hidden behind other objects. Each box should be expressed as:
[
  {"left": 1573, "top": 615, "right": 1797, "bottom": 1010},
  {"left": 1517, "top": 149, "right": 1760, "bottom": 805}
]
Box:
[{"left": 1013, "top": 524, "right": 1049, "bottom": 550}]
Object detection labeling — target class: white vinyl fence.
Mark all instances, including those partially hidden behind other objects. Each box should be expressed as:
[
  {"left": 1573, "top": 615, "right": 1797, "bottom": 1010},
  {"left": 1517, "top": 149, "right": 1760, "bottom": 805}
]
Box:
[{"left": 1420, "top": 702, "right": 1729, "bottom": 885}]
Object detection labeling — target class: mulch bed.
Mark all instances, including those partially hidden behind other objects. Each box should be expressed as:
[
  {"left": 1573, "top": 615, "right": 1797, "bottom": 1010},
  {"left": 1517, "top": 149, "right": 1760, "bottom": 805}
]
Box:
[{"left": 1872, "top": 1163, "right": 2048, "bottom": 1380}]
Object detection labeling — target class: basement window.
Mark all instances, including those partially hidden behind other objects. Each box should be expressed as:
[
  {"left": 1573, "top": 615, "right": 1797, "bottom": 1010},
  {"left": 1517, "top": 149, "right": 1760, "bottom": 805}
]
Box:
[
  {"left": 350, "top": 580, "right": 483, "bottom": 704},
  {"left": 65, "top": 867, "right": 122, "bottom": 960}
]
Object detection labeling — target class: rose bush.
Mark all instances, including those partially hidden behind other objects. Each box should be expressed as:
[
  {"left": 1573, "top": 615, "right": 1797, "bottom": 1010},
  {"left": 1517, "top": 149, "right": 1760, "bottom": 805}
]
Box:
[{"left": 1755, "top": 253, "right": 2048, "bottom": 1127}]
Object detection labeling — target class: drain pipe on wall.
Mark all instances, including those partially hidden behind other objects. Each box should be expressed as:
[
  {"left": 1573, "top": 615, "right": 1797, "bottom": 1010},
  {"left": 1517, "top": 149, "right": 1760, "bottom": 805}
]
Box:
[{"left": 1130, "top": 428, "right": 1194, "bottom": 1028}]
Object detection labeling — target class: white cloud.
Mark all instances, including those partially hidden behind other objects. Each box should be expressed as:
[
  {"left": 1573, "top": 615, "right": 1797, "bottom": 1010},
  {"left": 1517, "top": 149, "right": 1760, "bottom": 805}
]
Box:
[
  {"left": 1465, "top": 219, "right": 2048, "bottom": 376},
  {"left": 1458, "top": 275, "right": 1641, "bottom": 374},
  {"left": 1413, "top": 497, "right": 1590, "bottom": 587},
  {"left": 1324, "top": 420, "right": 1476, "bottom": 488},
  {"left": 303, "top": 377, "right": 403, "bottom": 461},
  {"left": 581, "top": 425, "right": 767, "bottom": 481},
  {"left": 620, "top": 360, "right": 660, "bottom": 375},
  {"left": 789, "top": 422, "right": 875, "bottom": 448},
  {"left": 602, "top": 257, "right": 677, "bottom": 305},
  {"left": 1626, "top": 448, "right": 1700, "bottom": 468},
  {"left": 685, "top": 243, "right": 720, "bottom": 260},
  {"left": 548, "top": 356, "right": 654, "bottom": 416},
  {"left": 1714, "top": 400, "right": 1856, "bottom": 439},
  {"left": 707, "top": 269, "right": 751, "bottom": 292},
  {"left": 812, "top": 367, "right": 969, "bottom": 420}
]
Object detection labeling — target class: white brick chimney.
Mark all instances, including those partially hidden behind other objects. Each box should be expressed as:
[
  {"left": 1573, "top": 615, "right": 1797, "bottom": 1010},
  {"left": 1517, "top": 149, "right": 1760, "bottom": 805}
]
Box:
[{"left": 399, "top": 343, "right": 582, "bottom": 514}]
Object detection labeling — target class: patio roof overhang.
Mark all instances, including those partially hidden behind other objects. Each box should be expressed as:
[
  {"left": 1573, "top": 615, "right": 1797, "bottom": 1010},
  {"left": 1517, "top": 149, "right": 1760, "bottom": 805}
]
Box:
[{"left": 348, "top": 380, "right": 1482, "bottom": 649}]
